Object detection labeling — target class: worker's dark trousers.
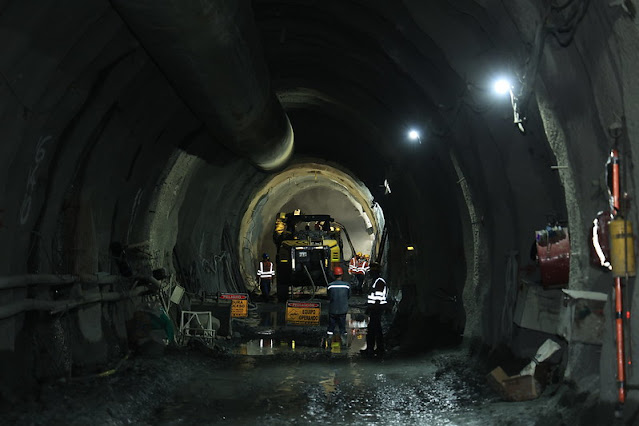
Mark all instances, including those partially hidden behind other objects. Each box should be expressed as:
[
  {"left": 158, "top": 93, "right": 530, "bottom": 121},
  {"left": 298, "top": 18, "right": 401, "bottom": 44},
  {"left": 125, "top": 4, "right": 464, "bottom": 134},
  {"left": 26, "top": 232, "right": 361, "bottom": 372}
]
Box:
[
  {"left": 327, "top": 313, "right": 347, "bottom": 335},
  {"left": 260, "top": 279, "right": 271, "bottom": 301},
  {"left": 366, "top": 310, "right": 384, "bottom": 354},
  {"left": 355, "top": 274, "right": 364, "bottom": 294}
]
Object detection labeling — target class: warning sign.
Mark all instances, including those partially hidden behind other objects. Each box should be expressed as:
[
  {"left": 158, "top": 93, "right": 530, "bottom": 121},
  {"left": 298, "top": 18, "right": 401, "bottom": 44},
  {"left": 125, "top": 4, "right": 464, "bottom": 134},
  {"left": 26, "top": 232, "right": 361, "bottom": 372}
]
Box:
[
  {"left": 286, "top": 301, "right": 321, "bottom": 325},
  {"left": 220, "top": 293, "right": 248, "bottom": 318}
]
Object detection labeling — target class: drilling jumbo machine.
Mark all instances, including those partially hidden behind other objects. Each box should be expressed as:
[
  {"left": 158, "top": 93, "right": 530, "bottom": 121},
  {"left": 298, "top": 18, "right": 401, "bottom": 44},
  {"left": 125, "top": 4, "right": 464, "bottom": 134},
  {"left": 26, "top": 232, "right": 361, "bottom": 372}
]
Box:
[{"left": 273, "top": 211, "right": 354, "bottom": 300}]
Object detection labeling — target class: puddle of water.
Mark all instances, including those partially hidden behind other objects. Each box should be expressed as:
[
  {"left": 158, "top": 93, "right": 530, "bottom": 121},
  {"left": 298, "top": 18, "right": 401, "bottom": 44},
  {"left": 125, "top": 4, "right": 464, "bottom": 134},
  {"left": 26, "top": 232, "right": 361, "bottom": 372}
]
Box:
[
  {"left": 234, "top": 338, "right": 323, "bottom": 355},
  {"left": 236, "top": 338, "right": 289, "bottom": 355},
  {"left": 346, "top": 327, "right": 367, "bottom": 354},
  {"left": 235, "top": 327, "right": 368, "bottom": 356},
  {"left": 259, "top": 311, "right": 282, "bottom": 327},
  {"left": 151, "top": 351, "right": 494, "bottom": 426}
]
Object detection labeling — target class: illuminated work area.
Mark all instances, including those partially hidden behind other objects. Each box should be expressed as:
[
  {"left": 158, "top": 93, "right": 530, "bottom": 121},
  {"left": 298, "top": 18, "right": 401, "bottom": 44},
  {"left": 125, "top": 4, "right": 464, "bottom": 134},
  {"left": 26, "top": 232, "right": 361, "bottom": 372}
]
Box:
[{"left": 2, "top": 1, "right": 639, "bottom": 424}]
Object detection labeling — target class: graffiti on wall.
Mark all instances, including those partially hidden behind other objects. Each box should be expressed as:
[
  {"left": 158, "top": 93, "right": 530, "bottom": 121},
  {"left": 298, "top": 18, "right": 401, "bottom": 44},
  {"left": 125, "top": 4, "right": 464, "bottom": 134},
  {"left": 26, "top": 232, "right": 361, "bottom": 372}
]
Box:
[{"left": 20, "top": 135, "right": 52, "bottom": 225}]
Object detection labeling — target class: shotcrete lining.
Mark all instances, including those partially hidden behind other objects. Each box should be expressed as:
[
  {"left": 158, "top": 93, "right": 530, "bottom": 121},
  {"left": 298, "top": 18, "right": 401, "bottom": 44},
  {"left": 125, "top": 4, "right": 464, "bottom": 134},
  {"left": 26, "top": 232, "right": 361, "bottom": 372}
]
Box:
[
  {"left": 536, "top": 85, "right": 587, "bottom": 291},
  {"left": 144, "top": 151, "right": 204, "bottom": 284},
  {"left": 450, "top": 149, "right": 481, "bottom": 340}
]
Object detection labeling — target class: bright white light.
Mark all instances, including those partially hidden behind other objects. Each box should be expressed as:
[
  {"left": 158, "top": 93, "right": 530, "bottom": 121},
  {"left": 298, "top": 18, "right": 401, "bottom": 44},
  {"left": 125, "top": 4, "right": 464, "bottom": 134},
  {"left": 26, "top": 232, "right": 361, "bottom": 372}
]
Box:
[
  {"left": 493, "top": 78, "right": 512, "bottom": 95},
  {"left": 408, "top": 130, "right": 420, "bottom": 140}
]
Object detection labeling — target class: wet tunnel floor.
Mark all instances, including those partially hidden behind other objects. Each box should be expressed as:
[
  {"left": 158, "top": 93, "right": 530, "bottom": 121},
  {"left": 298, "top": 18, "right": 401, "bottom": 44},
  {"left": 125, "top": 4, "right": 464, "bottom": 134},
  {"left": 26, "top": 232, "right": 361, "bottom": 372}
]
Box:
[
  {"left": 151, "top": 351, "right": 502, "bottom": 426},
  {"left": 4, "top": 297, "right": 611, "bottom": 425},
  {"left": 5, "top": 345, "right": 583, "bottom": 426}
]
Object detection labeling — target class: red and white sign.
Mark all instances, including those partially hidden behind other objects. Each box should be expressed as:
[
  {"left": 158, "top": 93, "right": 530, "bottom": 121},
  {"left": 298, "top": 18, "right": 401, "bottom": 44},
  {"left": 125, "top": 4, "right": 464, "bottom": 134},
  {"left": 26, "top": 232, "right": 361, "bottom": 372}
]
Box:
[{"left": 220, "top": 293, "right": 248, "bottom": 317}]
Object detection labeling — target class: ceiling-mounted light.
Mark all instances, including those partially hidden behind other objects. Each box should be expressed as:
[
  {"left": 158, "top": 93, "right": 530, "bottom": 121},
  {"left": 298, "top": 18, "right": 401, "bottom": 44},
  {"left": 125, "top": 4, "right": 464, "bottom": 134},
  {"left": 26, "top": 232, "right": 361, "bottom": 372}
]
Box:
[
  {"left": 407, "top": 129, "right": 422, "bottom": 144},
  {"left": 493, "top": 78, "right": 512, "bottom": 96},
  {"left": 493, "top": 76, "right": 525, "bottom": 133}
]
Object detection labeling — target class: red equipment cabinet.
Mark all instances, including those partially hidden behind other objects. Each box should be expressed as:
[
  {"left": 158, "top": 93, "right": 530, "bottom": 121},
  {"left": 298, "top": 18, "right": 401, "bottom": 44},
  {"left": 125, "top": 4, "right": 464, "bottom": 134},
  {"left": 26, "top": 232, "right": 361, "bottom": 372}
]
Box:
[{"left": 535, "top": 226, "right": 570, "bottom": 287}]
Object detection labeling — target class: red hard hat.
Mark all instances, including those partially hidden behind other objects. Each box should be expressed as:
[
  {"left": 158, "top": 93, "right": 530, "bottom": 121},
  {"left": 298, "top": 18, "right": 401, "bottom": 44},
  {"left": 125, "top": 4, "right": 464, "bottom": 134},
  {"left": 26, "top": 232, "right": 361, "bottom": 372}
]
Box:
[{"left": 333, "top": 266, "right": 344, "bottom": 276}]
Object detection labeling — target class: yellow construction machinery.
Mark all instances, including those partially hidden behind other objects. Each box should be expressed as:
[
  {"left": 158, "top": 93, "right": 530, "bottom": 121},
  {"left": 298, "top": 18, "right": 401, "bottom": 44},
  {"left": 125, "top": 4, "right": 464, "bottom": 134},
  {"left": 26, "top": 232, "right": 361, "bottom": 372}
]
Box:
[{"left": 273, "top": 212, "right": 353, "bottom": 300}]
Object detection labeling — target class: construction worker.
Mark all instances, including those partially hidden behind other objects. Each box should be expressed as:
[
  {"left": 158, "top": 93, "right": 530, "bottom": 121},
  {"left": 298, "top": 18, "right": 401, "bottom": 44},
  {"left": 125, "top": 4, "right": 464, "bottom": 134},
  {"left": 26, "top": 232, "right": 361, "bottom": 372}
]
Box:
[
  {"left": 348, "top": 252, "right": 360, "bottom": 277},
  {"left": 362, "top": 254, "right": 372, "bottom": 293},
  {"left": 257, "top": 253, "right": 275, "bottom": 302},
  {"left": 326, "top": 266, "right": 350, "bottom": 345},
  {"left": 361, "top": 262, "right": 387, "bottom": 357},
  {"left": 354, "top": 252, "right": 368, "bottom": 295},
  {"left": 348, "top": 252, "right": 361, "bottom": 294}
]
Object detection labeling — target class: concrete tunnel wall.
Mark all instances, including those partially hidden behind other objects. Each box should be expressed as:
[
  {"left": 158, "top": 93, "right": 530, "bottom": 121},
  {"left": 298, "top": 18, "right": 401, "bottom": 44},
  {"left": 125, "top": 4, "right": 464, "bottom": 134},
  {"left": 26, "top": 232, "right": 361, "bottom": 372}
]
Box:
[
  {"left": 2, "top": 0, "right": 639, "bottom": 408},
  {"left": 525, "top": 1, "right": 639, "bottom": 402}
]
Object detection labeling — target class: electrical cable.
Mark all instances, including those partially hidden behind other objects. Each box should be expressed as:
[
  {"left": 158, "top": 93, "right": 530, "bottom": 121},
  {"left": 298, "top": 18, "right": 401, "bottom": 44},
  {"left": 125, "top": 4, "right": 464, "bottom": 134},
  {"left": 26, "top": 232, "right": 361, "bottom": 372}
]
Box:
[
  {"left": 302, "top": 264, "right": 317, "bottom": 301},
  {"left": 319, "top": 260, "right": 330, "bottom": 286},
  {"left": 334, "top": 221, "right": 356, "bottom": 259}
]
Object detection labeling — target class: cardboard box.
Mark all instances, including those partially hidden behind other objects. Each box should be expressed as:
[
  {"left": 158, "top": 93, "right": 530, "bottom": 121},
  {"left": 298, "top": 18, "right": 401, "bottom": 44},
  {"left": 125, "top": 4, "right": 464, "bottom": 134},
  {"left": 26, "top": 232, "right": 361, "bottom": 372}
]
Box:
[{"left": 487, "top": 366, "right": 540, "bottom": 401}]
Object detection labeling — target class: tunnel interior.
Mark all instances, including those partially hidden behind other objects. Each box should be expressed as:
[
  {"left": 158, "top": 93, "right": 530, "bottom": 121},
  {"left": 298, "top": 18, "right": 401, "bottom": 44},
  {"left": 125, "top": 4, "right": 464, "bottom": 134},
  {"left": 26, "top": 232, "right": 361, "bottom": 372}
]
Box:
[{"left": 3, "top": 0, "right": 639, "bottom": 423}]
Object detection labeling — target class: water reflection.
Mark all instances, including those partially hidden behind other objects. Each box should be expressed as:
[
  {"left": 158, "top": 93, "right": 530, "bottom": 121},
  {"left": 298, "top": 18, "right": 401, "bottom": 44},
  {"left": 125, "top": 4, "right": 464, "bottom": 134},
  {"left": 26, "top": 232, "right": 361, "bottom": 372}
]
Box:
[
  {"left": 236, "top": 338, "right": 309, "bottom": 356},
  {"left": 197, "top": 353, "right": 488, "bottom": 426},
  {"left": 259, "top": 311, "right": 278, "bottom": 327},
  {"left": 237, "top": 338, "right": 276, "bottom": 355}
]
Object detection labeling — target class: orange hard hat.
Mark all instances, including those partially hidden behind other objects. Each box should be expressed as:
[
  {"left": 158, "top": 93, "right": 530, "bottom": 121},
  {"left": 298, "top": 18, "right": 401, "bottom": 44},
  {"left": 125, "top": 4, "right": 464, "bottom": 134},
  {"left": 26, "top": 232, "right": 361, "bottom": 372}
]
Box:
[{"left": 333, "top": 266, "right": 344, "bottom": 276}]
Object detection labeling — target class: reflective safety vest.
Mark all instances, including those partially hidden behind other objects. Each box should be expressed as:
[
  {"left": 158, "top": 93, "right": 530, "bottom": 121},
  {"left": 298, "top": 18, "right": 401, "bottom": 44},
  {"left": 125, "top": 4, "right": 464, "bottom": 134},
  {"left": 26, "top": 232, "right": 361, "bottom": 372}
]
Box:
[
  {"left": 348, "top": 257, "right": 358, "bottom": 274},
  {"left": 367, "top": 278, "right": 387, "bottom": 305},
  {"left": 258, "top": 261, "right": 275, "bottom": 279},
  {"left": 357, "top": 259, "right": 369, "bottom": 275}
]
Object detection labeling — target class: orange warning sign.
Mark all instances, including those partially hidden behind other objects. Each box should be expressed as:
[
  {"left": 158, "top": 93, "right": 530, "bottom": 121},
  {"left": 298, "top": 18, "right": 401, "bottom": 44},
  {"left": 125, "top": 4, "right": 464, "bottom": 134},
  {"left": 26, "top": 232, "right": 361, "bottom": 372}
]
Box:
[
  {"left": 221, "top": 293, "right": 248, "bottom": 318},
  {"left": 286, "top": 301, "right": 321, "bottom": 325}
]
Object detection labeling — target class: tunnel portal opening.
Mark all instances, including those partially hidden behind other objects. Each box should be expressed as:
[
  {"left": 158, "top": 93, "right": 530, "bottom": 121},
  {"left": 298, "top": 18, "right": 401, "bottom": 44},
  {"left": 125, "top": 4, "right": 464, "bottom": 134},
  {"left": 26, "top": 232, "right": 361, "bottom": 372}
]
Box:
[{"left": 239, "top": 161, "right": 385, "bottom": 294}]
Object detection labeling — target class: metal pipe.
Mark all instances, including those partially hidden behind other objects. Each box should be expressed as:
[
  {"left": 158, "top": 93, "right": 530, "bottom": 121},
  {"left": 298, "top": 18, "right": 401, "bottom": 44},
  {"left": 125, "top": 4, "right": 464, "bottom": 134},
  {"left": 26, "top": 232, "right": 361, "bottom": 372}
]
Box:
[
  {"left": 610, "top": 148, "right": 626, "bottom": 405},
  {"left": 0, "top": 274, "right": 120, "bottom": 290},
  {"left": 611, "top": 149, "right": 620, "bottom": 213},
  {"left": 615, "top": 276, "right": 626, "bottom": 403},
  {"left": 0, "top": 286, "right": 149, "bottom": 320},
  {"left": 109, "top": 0, "right": 294, "bottom": 170}
]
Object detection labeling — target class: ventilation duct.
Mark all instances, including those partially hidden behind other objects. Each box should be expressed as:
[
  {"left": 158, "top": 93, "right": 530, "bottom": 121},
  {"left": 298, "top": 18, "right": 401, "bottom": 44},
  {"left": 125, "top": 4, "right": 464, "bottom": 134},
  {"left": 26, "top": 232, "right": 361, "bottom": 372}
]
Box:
[{"left": 110, "top": 0, "right": 294, "bottom": 170}]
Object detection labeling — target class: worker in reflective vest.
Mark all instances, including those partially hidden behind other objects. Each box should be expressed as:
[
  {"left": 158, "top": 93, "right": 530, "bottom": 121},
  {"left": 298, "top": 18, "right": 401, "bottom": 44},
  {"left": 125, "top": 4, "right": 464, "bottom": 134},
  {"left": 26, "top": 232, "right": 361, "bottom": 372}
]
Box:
[
  {"left": 356, "top": 255, "right": 370, "bottom": 295},
  {"left": 361, "top": 262, "right": 387, "bottom": 357},
  {"left": 257, "top": 253, "right": 275, "bottom": 302},
  {"left": 362, "top": 254, "right": 371, "bottom": 292},
  {"left": 348, "top": 252, "right": 360, "bottom": 276}
]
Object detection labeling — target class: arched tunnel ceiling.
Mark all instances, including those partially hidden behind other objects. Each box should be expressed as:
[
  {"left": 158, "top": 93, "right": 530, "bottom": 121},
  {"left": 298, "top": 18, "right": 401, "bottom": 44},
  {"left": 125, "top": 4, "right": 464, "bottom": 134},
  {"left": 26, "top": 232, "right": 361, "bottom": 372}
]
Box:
[
  {"left": 250, "top": 0, "right": 567, "bottom": 255},
  {"left": 255, "top": 0, "right": 507, "bottom": 153}
]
